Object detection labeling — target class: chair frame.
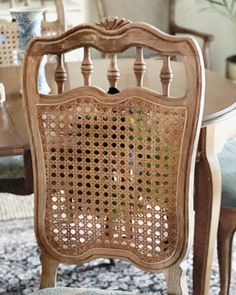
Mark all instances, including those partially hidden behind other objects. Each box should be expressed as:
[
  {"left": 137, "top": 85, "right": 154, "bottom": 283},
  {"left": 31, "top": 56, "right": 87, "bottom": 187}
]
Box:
[
  {"left": 23, "top": 17, "right": 205, "bottom": 293},
  {"left": 96, "top": 0, "right": 214, "bottom": 69}
]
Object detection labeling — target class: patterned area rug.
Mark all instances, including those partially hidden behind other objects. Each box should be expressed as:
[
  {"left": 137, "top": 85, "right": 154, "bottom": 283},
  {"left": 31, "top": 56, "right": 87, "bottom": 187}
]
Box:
[{"left": 0, "top": 194, "right": 236, "bottom": 294}]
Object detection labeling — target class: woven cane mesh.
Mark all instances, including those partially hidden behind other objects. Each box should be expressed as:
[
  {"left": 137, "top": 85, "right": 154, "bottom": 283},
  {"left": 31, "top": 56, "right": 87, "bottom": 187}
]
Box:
[
  {"left": 37, "top": 95, "right": 187, "bottom": 263},
  {"left": 0, "top": 22, "right": 19, "bottom": 65}
]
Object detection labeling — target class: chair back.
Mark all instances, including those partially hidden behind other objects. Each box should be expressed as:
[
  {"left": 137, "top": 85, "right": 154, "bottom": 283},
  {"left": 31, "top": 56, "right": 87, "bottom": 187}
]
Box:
[{"left": 23, "top": 16, "right": 205, "bottom": 290}]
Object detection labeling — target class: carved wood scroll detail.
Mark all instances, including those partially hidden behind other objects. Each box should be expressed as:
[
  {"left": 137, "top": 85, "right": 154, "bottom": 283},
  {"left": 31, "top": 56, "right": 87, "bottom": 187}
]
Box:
[{"left": 98, "top": 16, "right": 131, "bottom": 30}]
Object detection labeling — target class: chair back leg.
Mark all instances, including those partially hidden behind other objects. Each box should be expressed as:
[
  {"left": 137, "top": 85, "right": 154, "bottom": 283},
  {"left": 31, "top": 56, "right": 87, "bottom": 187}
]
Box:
[
  {"left": 40, "top": 250, "right": 59, "bottom": 289},
  {"left": 164, "top": 263, "right": 188, "bottom": 294}
]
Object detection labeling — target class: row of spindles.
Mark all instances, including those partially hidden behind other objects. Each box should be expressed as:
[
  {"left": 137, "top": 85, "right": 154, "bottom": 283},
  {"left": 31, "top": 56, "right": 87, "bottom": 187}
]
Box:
[{"left": 54, "top": 47, "right": 173, "bottom": 96}]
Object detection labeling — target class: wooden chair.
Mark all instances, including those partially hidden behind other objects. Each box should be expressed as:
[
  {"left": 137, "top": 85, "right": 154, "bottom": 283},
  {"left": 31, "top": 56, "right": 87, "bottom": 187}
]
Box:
[
  {"left": 23, "top": 17, "right": 205, "bottom": 294},
  {"left": 217, "top": 139, "right": 236, "bottom": 295},
  {"left": 96, "top": 0, "right": 214, "bottom": 69}
]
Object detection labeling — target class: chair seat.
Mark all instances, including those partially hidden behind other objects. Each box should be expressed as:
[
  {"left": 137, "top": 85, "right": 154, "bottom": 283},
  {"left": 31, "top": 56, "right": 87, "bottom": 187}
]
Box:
[
  {"left": 31, "top": 287, "right": 137, "bottom": 295},
  {"left": 0, "top": 155, "right": 24, "bottom": 179},
  {"left": 218, "top": 138, "right": 236, "bottom": 207}
]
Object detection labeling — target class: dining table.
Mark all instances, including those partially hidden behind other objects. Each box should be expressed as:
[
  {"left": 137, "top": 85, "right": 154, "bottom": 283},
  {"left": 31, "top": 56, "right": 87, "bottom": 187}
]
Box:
[{"left": 1, "top": 59, "right": 236, "bottom": 294}]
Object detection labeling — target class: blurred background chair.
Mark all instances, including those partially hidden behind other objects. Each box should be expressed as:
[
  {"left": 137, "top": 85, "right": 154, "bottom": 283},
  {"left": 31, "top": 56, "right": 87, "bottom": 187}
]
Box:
[
  {"left": 23, "top": 16, "right": 205, "bottom": 294},
  {"left": 41, "top": 0, "right": 65, "bottom": 36},
  {"left": 96, "top": 0, "right": 214, "bottom": 68},
  {"left": 0, "top": 19, "right": 19, "bottom": 66},
  {"left": 217, "top": 139, "right": 236, "bottom": 295}
]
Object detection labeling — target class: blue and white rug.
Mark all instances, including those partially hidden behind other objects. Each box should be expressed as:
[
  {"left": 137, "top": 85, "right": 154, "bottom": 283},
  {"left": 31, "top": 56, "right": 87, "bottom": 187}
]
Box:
[
  {"left": 0, "top": 194, "right": 235, "bottom": 294},
  {"left": 0, "top": 218, "right": 236, "bottom": 295}
]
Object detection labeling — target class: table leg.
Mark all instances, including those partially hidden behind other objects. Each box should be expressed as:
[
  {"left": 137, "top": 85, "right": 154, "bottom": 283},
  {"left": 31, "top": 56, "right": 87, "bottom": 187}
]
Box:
[
  {"left": 23, "top": 148, "right": 33, "bottom": 194},
  {"left": 193, "top": 127, "right": 222, "bottom": 294}
]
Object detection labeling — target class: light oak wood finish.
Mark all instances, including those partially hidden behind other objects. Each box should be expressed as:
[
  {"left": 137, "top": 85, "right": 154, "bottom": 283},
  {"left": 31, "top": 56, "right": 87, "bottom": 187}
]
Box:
[
  {"left": 2, "top": 59, "right": 236, "bottom": 293},
  {"left": 22, "top": 17, "right": 205, "bottom": 293},
  {"left": 96, "top": 0, "right": 214, "bottom": 69}
]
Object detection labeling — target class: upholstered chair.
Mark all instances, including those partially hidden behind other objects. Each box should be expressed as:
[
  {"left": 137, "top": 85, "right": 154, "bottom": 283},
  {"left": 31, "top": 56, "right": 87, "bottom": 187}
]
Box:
[{"left": 217, "top": 139, "right": 236, "bottom": 295}]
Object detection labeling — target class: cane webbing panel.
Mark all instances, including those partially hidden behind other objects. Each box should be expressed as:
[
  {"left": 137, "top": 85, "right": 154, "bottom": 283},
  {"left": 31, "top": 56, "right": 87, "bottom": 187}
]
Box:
[
  {"left": 37, "top": 95, "right": 187, "bottom": 263},
  {"left": 0, "top": 22, "right": 19, "bottom": 65}
]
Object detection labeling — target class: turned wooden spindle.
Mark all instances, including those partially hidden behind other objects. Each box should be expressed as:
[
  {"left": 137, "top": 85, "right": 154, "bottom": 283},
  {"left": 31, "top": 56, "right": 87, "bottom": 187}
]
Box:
[
  {"left": 134, "top": 46, "right": 146, "bottom": 87},
  {"left": 160, "top": 55, "right": 173, "bottom": 97},
  {"left": 81, "top": 47, "right": 93, "bottom": 86},
  {"left": 107, "top": 53, "right": 120, "bottom": 88},
  {"left": 55, "top": 54, "right": 67, "bottom": 94}
]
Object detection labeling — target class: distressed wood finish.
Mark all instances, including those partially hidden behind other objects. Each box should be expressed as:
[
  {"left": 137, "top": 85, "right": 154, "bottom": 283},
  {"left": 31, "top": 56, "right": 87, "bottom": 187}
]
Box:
[
  {"left": 96, "top": 0, "right": 214, "bottom": 68},
  {"left": 23, "top": 17, "right": 205, "bottom": 294}
]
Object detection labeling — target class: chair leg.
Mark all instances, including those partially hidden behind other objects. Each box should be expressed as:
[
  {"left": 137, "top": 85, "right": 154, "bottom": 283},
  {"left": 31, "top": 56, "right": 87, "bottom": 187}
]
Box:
[
  {"left": 217, "top": 218, "right": 235, "bottom": 295},
  {"left": 164, "top": 263, "right": 188, "bottom": 295},
  {"left": 39, "top": 250, "right": 59, "bottom": 289}
]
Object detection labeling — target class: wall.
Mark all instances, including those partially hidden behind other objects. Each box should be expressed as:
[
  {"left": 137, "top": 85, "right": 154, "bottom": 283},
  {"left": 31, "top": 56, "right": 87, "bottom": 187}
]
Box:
[
  {"left": 82, "top": 0, "right": 236, "bottom": 76},
  {"left": 175, "top": 0, "right": 236, "bottom": 75}
]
